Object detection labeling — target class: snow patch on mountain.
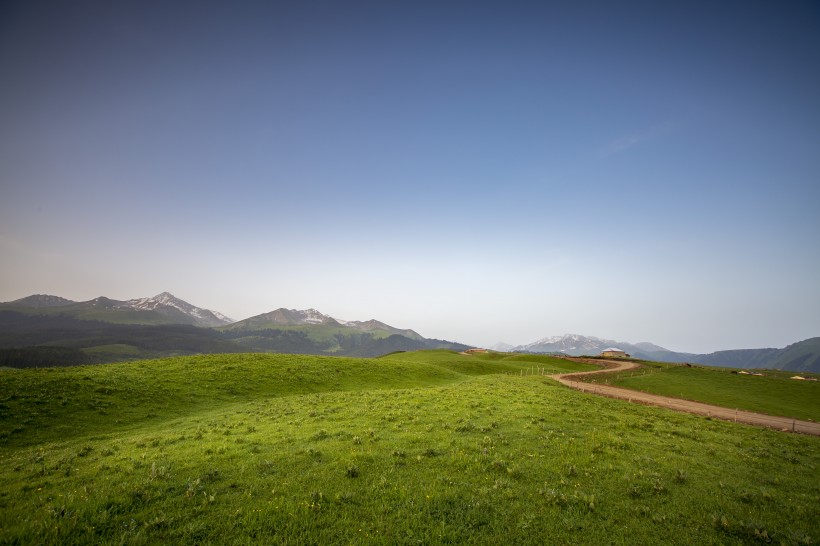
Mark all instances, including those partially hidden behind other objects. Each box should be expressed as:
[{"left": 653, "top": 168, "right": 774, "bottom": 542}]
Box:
[
  {"left": 123, "top": 292, "right": 234, "bottom": 327},
  {"left": 512, "top": 334, "right": 670, "bottom": 357},
  {"left": 301, "top": 309, "right": 331, "bottom": 324}
]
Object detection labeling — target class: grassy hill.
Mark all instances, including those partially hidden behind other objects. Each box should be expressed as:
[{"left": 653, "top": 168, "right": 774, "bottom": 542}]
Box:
[{"left": 0, "top": 352, "right": 818, "bottom": 544}]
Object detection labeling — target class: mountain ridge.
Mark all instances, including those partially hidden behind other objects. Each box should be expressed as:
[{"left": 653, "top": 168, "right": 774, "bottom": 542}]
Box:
[
  {"left": 124, "top": 292, "right": 235, "bottom": 327},
  {"left": 8, "top": 294, "right": 77, "bottom": 308},
  {"left": 507, "top": 333, "right": 820, "bottom": 373},
  {"left": 512, "top": 334, "right": 653, "bottom": 358},
  {"left": 1, "top": 292, "right": 234, "bottom": 328},
  {"left": 220, "top": 308, "right": 426, "bottom": 341},
  {"left": 3, "top": 294, "right": 817, "bottom": 372},
  {"left": 0, "top": 293, "right": 469, "bottom": 365},
  {"left": 1, "top": 293, "right": 441, "bottom": 348}
]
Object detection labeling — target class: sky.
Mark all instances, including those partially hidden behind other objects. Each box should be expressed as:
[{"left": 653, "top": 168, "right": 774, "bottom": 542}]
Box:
[{"left": 1, "top": 0, "right": 819, "bottom": 354}]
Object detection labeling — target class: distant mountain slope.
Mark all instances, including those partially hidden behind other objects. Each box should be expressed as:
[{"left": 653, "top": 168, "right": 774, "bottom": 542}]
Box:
[
  {"left": 692, "top": 348, "right": 781, "bottom": 369},
  {"left": 0, "top": 298, "right": 469, "bottom": 365},
  {"left": 125, "top": 292, "right": 234, "bottom": 327},
  {"left": 768, "top": 338, "right": 820, "bottom": 372},
  {"left": 512, "top": 334, "right": 661, "bottom": 359},
  {"left": 1, "top": 292, "right": 234, "bottom": 328},
  {"left": 0, "top": 310, "right": 244, "bottom": 367},
  {"left": 222, "top": 308, "right": 340, "bottom": 330},
  {"left": 222, "top": 308, "right": 422, "bottom": 340},
  {"left": 512, "top": 333, "right": 820, "bottom": 373},
  {"left": 633, "top": 339, "right": 820, "bottom": 373},
  {"left": 633, "top": 342, "right": 668, "bottom": 353},
  {"left": 344, "top": 319, "right": 424, "bottom": 341},
  {"left": 6, "top": 295, "right": 76, "bottom": 308},
  {"left": 220, "top": 308, "right": 465, "bottom": 356}
]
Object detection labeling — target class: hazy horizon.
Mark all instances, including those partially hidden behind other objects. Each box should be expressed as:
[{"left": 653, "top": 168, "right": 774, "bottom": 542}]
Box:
[
  {"left": 3, "top": 289, "right": 817, "bottom": 355},
  {"left": 2, "top": 1, "right": 819, "bottom": 354}
]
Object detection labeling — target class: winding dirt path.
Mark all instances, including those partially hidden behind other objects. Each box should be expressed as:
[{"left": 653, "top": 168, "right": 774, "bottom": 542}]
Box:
[{"left": 550, "top": 359, "right": 820, "bottom": 436}]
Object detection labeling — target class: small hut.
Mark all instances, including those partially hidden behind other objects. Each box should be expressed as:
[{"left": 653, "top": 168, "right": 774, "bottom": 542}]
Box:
[{"left": 600, "top": 348, "right": 630, "bottom": 358}]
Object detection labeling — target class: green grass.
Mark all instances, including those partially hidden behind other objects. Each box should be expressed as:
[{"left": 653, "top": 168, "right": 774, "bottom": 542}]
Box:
[
  {"left": 583, "top": 362, "right": 820, "bottom": 421},
  {"left": 382, "top": 350, "right": 598, "bottom": 376},
  {"left": 0, "top": 351, "right": 818, "bottom": 544},
  {"left": 0, "top": 353, "right": 476, "bottom": 448}
]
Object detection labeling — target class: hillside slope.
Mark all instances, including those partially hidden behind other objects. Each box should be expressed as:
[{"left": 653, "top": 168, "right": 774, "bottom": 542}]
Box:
[
  {"left": 0, "top": 352, "right": 817, "bottom": 545},
  {"left": 0, "top": 292, "right": 233, "bottom": 328},
  {"left": 648, "top": 338, "right": 820, "bottom": 373},
  {"left": 220, "top": 308, "right": 465, "bottom": 356}
]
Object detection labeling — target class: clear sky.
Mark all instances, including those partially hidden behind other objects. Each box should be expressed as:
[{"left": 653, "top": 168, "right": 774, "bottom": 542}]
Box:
[{"left": 1, "top": 0, "right": 819, "bottom": 353}]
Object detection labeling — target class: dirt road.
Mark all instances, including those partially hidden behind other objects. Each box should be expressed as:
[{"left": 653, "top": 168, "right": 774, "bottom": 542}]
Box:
[{"left": 551, "top": 360, "right": 820, "bottom": 436}]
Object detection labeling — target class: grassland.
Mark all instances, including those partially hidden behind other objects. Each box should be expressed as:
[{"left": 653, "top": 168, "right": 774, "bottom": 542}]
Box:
[
  {"left": 0, "top": 351, "right": 818, "bottom": 544},
  {"left": 581, "top": 361, "right": 820, "bottom": 422}
]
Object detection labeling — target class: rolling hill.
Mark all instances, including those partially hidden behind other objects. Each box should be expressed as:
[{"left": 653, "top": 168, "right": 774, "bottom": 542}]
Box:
[{"left": 0, "top": 351, "right": 817, "bottom": 544}]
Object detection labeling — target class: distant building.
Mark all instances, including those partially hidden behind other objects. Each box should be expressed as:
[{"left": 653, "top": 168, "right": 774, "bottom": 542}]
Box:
[
  {"left": 463, "top": 348, "right": 488, "bottom": 354},
  {"left": 600, "top": 348, "right": 630, "bottom": 358}
]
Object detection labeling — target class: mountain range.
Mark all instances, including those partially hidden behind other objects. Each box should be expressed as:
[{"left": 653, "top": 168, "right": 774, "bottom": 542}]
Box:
[
  {"left": 498, "top": 334, "right": 671, "bottom": 359},
  {"left": 0, "top": 293, "right": 468, "bottom": 366},
  {"left": 1, "top": 293, "right": 817, "bottom": 372},
  {"left": 499, "top": 334, "right": 820, "bottom": 373},
  {"left": 3, "top": 292, "right": 234, "bottom": 328}
]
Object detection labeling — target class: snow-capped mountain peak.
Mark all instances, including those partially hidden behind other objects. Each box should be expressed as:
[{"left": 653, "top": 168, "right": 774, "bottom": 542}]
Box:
[
  {"left": 517, "top": 334, "right": 620, "bottom": 355},
  {"left": 124, "top": 292, "right": 234, "bottom": 327},
  {"left": 511, "top": 334, "right": 669, "bottom": 357},
  {"left": 248, "top": 308, "right": 339, "bottom": 327},
  {"left": 301, "top": 308, "right": 331, "bottom": 324}
]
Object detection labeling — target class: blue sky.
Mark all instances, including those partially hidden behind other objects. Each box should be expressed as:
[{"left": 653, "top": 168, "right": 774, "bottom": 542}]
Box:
[{"left": 1, "top": 1, "right": 819, "bottom": 353}]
